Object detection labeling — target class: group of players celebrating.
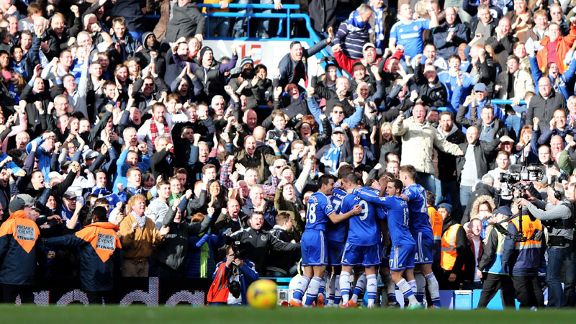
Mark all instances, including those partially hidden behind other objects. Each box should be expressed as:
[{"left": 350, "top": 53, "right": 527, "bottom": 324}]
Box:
[{"left": 289, "top": 164, "right": 441, "bottom": 309}]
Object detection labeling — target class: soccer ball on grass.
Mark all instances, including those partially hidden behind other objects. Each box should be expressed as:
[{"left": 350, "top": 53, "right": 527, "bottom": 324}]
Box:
[{"left": 247, "top": 279, "right": 278, "bottom": 309}]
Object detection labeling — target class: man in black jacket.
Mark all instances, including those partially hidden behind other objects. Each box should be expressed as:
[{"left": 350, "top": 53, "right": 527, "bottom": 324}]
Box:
[
  {"left": 526, "top": 77, "right": 567, "bottom": 130},
  {"left": 414, "top": 64, "right": 448, "bottom": 109},
  {"left": 164, "top": 0, "right": 205, "bottom": 43},
  {"left": 228, "top": 212, "right": 300, "bottom": 274},
  {"left": 278, "top": 39, "right": 331, "bottom": 89},
  {"left": 456, "top": 126, "right": 500, "bottom": 211},
  {"left": 431, "top": 7, "right": 470, "bottom": 60},
  {"left": 151, "top": 190, "right": 212, "bottom": 278},
  {"left": 267, "top": 212, "right": 299, "bottom": 277},
  {"left": 437, "top": 111, "right": 466, "bottom": 214}
]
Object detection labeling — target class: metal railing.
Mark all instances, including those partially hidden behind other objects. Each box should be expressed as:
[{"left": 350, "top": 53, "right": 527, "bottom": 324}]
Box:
[
  {"left": 197, "top": 3, "right": 331, "bottom": 71},
  {"left": 437, "top": 99, "right": 526, "bottom": 113},
  {"left": 197, "top": 3, "right": 307, "bottom": 40}
]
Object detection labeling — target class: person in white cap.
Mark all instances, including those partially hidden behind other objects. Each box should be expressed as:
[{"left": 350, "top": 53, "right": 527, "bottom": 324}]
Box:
[
  {"left": 498, "top": 135, "right": 516, "bottom": 160},
  {"left": 333, "top": 42, "right": 381, "bottom": 75},
  {"left": 414, "top": 63, "right": 448, "bottom": 109}
]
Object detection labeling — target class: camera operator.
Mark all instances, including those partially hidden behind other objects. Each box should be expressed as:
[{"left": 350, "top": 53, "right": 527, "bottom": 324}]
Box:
[
  {"left": 477, "top": 206, "right": 516, "bottom": 309},
  {"left": 227, "top": 212, "right": 300, "bottom": 274},
  {"left": 564, "top": 182, "right": 576, "bottom": 306},
  {"left": 502, "top": 199, "right": 545, "bottom": 310},
  {"left": 206, "top": 244, "right": 258, "bottom": 305},
  {"left": 518, "top": 182, "right": 574, "bottom": 308}
]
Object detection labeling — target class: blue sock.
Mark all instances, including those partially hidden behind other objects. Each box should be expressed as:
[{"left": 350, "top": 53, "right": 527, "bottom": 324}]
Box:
[
  {"left": 334, "top": 295, "right": 342, "bottom": 305},
  {"left": 304, "top": 277, "right": 321, "bottom": 306},
  {"left": 366, "top": 274, "right": 377, "bottom": 305},
  {"left": 293, "top": 276, "right": 310, "bottom": 301}
]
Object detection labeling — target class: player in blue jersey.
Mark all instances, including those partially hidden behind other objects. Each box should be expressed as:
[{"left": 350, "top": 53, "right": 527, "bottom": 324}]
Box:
[
  {"left": 338, "top": 173, "right": 384, "bottom": 308},
  {"left": 325, "top": 165, "right": 354, "bottom": 307},
  {"left": 389, "top": 3, "right": 439, "bottom": 58},
  {"left": 356, "top": 178, "right": 421, "bottom": 309},
  {"left": 399, "top": 165, "right": 442, "bottom": 308},
  {"left": 290, "top": 174, "right": 361, "bottom": 307}
]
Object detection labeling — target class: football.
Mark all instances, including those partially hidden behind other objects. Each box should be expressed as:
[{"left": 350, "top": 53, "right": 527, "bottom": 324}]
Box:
[{"left": 247, "top": 279, "right": 278, "bottom": 309}]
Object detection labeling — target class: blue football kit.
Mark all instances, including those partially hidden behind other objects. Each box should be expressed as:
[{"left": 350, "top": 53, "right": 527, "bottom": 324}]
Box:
[
  {"left": 356, "top": 189, "right": 416, "bottom": 271},
  {"left": 327, "top": 187, "right": 348, "bottom": 266},
  {"left": 403, "top": 183, "right": 434, "bottom": 264},
  {"left": 339, "top": 187, "right": 384, "bottom": 266},
  {"left": 301, "top": 191, "right": 334, "bottom": 266}
]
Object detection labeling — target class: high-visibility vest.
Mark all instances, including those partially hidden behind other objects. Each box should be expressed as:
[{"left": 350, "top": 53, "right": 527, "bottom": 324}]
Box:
[
  {"left": 207, "top": 262, "right": 230, "bottom": 304},
  {"left": 511, "top": 215, "right": 543, "bottom": 251},
  {"left": 440, "top": 224, "right": 462, "bottom": 271},
  {"left": 428, "top": 206, "right": 443, "bottom": 242},
  {"left": 74, "top": 222, "right": 122, "bottom": 263},
  {"left": 0, "top": 210, "right": 40, "bottom": 253}
]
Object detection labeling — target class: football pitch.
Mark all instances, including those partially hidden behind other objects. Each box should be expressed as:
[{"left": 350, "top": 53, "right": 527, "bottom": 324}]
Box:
[{"left": 2, "top": 306, "right": 576, "bottom": 323}]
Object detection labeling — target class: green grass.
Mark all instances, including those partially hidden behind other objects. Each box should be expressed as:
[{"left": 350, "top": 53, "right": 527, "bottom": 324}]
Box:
[{"left": 2, "top": 306, "right": 576, "bottom": 323}]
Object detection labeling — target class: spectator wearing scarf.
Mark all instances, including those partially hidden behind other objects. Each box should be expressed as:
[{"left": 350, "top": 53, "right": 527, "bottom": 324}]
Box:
[{"left": 333, "top": 4, "right": 373, "bottom": 60}]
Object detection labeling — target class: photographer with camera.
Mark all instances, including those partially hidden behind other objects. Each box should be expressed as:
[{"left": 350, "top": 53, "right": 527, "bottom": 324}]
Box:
[
  {"left": 227, "top": 212, "right": 300, "bottom": 274},
  {"left": 517, "top": 182, "right": 574, "bottom": 308},
  {"left": 206, "top": 243, "right": 258, "bottom": 305}
]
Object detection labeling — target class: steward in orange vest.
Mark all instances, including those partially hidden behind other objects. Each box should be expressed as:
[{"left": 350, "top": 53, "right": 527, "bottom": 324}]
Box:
[
  {"left": 438, "top": 203, "right": 467, "bottom": 290},
  {"left": 0, "top": 209, "right": 41, "bottom": 303},
  {"left": 428, "top": 205, "right": 443, "bottom": 265},
  {"left": 44, "top": 206, "right": 122, "bottom": 304}
]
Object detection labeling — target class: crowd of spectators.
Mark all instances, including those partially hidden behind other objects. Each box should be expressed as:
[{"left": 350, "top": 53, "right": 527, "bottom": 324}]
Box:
[{"left": 0, "top": 0, "right": 575, "bottom": 308}]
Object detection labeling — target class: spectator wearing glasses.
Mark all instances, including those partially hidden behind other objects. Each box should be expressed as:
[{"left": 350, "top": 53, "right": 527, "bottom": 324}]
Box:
[
  {"left": 549, "top": 3, "right": 569, "bottom": 36},
  {"left": 458, "top": 83, "right": 503, "bottom": 132},
  {"left": 307, "top": 87, "right": 364, "bottom": 132}
]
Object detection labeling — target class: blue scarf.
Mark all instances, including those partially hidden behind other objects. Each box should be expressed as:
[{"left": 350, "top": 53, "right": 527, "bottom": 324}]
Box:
[
  {"left": 321, "top": 143, "right": 342, "bottom": 175},
  {"left": 371, "top": 6, "right": 384, "bottom": 49},
  {"left": 348, "top": 10, "right": 368, "bottom": 31}
]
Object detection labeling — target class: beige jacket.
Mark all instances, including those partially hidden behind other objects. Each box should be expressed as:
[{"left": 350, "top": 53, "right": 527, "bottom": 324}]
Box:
[{"left": 392, "top": 117, "right": 462, "bottom": 174}]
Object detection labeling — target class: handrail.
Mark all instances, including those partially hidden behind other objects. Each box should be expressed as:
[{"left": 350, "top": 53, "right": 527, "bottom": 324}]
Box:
[
  {"left": 437, "top": 99, "right": 526, "bottom": 113},
  {"left": 254, "top": 99, "right": 526, "bottom": 114},
  {"left": 197, "top": 3, "right": 300, "bottom": 10},
  {"left": 490, "top": 99, "right": 526, "bottom": 105},
  {"left": 198, "top": 3, "right": 302, "bottom": 40},
  {"left": 204, "top": 12, "right": 291, "bottom": 18}
]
